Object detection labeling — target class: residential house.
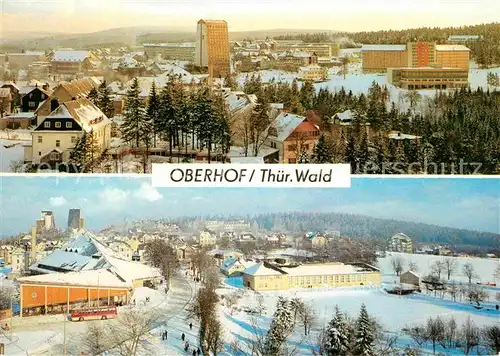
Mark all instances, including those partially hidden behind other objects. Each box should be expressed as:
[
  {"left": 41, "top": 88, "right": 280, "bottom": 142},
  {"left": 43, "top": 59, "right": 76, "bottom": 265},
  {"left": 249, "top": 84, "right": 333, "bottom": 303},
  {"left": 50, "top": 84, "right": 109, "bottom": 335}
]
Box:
[
  {"left": 220, "top": 257, "right": 256, "bottom": 276},
  {"left": 388, "top": 233, "right": 413, "bottom": 253},
  {"left": 0, "top": 88, "right": 13, "bottom": 117},
  {"left": 199, "top": 229, "right": 217, "bottom": 248},
  {"left": 21, "top": 86, "right": 51, "bottom": 112},
  {"left": 108, "top": 241, "right": 135, "bottom": 260},
  {"left": 0, "top": 112, "right": 36, "bottom": 129},
  {"left": 35, "top": 77, "right": 101, "bottom": 123},
  {"left": 265, "top": 112, "right": 320, "bottom": 163},
  {"left": 400, "top": 270, "right": 420, "bottom": 286},
  {"left": 0, "top": 245, "right": 13, "bottom": 265},
  {"left": 303, "top": 232, "right": 329, "bottom": 249},
  {"left": 210, "top": 249, "right": 244, "bottom": 266},
  {"left": 51, "top": 50, "right": 92, "bottom": 75},
  {"left": 242, "top": 262, "right": 381, "bottom": 291},
  {"left": 11, "top": 247, "right": 28, "bottom": 273},
  {"left": 26, "top": 98, "right": 112, "bottom": 165}
]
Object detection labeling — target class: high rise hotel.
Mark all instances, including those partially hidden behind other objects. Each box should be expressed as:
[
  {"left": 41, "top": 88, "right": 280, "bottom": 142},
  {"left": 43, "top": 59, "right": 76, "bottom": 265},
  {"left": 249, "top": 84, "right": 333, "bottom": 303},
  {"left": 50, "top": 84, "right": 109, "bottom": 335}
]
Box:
[{"left": 195, "top": 19, "right": 231, "bottom": 79}]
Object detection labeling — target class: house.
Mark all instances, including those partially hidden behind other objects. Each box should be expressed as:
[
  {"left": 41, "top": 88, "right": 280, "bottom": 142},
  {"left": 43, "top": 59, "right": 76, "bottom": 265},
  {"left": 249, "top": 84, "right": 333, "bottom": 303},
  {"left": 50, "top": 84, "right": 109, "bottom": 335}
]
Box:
[
  {"left": 242, "top": 262, "right": 381, "bottom": 291},
  {"left": 210, "top": 249, "right": 244, "bottom": 266},
  {"left": 303, "top": 232, "right": 329, "bottom": 249},
  {"left": 26, "top": 98, "right": 112, "bottom": 165},
  {"left": 199, "top": 230, "right": 217, "bottom": 248},
  {"left": 108, "top": 241, "right": 135, "bottom": 260},
  {"left": 400, "top": 270, "right": 420, "bottom": 286},
  {"left": 35, "top": 77, "right": 101, "bottom": 122},
  {"left": 0, "top": 88, "right": 13, "bottom": 117},
  {"left": 11, "top": 247, "right": 28, "bottom": 273},
  {"left": 265, "top": 112, "right": 320, "bottom": 163},
  {"left": 51, "top": 50, "right": 92, "bottom": 75},
  {"left": 21, "top": 86, "right": 51, "bottom": 112},
  {"left": 388, "top": 233, "right": 413, "bottom": 253},
  {"left": 0, "top": 245, "right": 13, "bottom": 265},
  {"left": 0, "top": 112, "right": 36, "bottom": 129},
  {"left": 220, "top": 257, "right": 256, "bottom": 276}
]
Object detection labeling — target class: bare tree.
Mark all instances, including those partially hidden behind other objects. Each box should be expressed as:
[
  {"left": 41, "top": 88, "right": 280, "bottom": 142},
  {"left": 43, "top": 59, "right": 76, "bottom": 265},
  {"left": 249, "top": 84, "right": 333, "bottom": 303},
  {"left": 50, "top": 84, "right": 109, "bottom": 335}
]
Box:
[
  {"left": 144, "top": 240, "right": 179, "bottom": 291},
  {"left": 462, "top": 263, "right": 477, "bottom": 284},
  {"left": 426, "top": 316, "right": 446, "bottom": 354},
  {"left": 191, "top": 249, "right": 213, "bottom": 282},
  {"left": 494, "top": 263, "right": 500, "bottom": 283},
  {"left": 402, "top": 325, "right": 428, "bottom": 347},
  {"left": 447, "top": 283, "right": 459, "bottom": 302},
  {"left": 391, "top": 256, "right": 405, "bottom": 276},
  {"left": 256, "top": 293, "right": 266, "bottom": 315},
  {"left": 458, "top": 317, "right": 480, "bottom": 355},
  {"left": 108, "top": 309, "right": 161, "bottom": 356},
  {"left": 466, "top": 284, "right": 487, "bottom": 306},
  {"left": 204, "top": 313, "right": 224, "bottom": 356},
  {"left": 298, "top": 303, "right": 316, "bottom": 336},
  {"left": 204, "top": 265, "right": 222, "bottom": 290},
  {"left": 444, "top": 317, "right": 458, "bottom": 349},
  {"left": 408, "top": 260, "right": 419, "bottom": 272},
  {"left": 430, "top": 260, "right": 445, "bottom": 280},
  {"left": 482, "top": 325, "right": 500, "bottom": 355},
  {"left": 82, "top": 324, "right": 108, "bottom": 356},
  {"left": 443, "top": 258, "right": 458, "bottom": 281}
]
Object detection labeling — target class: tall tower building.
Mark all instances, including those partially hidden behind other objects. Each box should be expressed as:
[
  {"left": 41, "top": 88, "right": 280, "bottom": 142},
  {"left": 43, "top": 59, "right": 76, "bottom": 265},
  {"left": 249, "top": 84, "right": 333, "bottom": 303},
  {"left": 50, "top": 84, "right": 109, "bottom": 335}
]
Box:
[
  {"left": 40, "top": 210, "right": 55, "bottom": 230},
  {"left": 195, "top": 19, "right": 230, "bottom": 79},
  {"left": 67, "top": 208, "right": 82, "bottom": 229},
  {"left": 407, "top": 41, "right": 436, "bottom": 68}
]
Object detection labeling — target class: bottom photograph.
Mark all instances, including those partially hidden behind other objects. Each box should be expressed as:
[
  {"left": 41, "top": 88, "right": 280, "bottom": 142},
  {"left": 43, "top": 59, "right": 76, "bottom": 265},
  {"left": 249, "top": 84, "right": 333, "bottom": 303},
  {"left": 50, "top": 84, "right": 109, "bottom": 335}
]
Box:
[{"left": 0, "top": 176, "right": 499, "bottom": 356}]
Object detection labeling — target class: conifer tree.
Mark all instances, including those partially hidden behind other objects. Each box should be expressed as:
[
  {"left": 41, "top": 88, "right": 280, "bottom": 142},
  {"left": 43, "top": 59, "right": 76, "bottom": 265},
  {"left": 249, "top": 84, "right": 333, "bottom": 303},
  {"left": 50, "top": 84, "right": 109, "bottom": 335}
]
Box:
[
  {"left": 298, "top": 148, "right": 310, "bottom": 163},
  {"left": 97, "top": 81, "right": 115, "bottom": 118},
  {"left": 353, "top": 304, "right": 375, "bottom": 356},
  {"left": 250, "top": 91, "right": 272, "bottom": 156},
  {"left": 121, "top": 78, "right": 146, "bottom": 147},
  {"left": 85, "top": 129, "right": 100, "bottom": 173},
  {"left": 324, "top": 306, "right": 351, "bottom": 356},
  {"left": 69, "top": 131, "right": 87, "bottom": 171},
  {"left": 88, "top": 87, "right": 99, "bottom": 106},
  {"left": 224, "top": 73, "right": 237, "bottom": 90},
  {"left": 312, "top": 134, "right": 333, "bottom": 163},
  {"left": 146, "top": 81, "right": 160, "bottom": 147},
  {"left": 299, "top": 80, "right": 316, "bottom": 110},
  {"left": 264, "top": 297, "right": 294, "bottom": 355}
]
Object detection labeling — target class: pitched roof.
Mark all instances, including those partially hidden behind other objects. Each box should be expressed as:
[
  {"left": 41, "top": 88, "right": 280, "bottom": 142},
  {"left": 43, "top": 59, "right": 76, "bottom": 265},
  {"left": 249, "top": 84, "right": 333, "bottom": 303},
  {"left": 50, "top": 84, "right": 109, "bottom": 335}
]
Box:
[
  {"left": 243, "top": 262, "right": 284, "bottom": 276},
  {"left": 270, "top": 112, "right": 306, "bottom": 142},
  {"left": 43, "top": 98, "right": 110, "bottom": 132},
  {"left": 0, "top": 88, "right": 12, "bottom": 98},
  {"left": 18, "top": 268, "right": 130, "bottom": 288}
]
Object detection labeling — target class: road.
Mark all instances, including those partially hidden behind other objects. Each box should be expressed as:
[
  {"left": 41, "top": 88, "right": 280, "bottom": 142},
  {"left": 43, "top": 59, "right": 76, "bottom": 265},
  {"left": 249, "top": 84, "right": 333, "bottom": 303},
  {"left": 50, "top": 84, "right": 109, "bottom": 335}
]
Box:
[{"left": 3, "top": 275, "right": 194, "bottom": 356}]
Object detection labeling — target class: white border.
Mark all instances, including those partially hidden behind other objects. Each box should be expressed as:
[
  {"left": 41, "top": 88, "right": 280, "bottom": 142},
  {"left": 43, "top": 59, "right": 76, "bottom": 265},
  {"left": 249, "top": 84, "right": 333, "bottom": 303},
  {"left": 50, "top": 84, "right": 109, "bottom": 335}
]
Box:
[{"left": 0, "top": 173, "right": 498, "bottom": 179}]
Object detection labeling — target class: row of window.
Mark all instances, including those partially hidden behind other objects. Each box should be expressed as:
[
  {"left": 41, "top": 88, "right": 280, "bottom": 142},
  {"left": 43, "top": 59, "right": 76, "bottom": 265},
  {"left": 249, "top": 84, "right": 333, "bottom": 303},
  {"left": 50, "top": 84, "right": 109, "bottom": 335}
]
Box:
[
  {"left": 37, "top": 136, "right": 77, "bottom": 145},
  {"left": 44, "top": 121, "right": 73, "bottom": 129}
]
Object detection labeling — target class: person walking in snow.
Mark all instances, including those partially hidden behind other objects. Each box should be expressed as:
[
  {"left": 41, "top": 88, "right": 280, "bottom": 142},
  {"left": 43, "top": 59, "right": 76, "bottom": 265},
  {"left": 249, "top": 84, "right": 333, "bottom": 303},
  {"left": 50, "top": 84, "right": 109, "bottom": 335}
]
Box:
[
  {"left": 192, "top": 349, "right": 196, "bottom": 356},
  {"left": 196, "top": 348, "right": 201, "bottom": 355},
  {"left": 181, "top": 332, "right": 185, "bottom": 341},
  {"left": 165, "top": 330, "right": 168, "bottom": 340},
  {"left": 162, "top": 330, "right": 165, "bottom": 340},
  {"left": 189, "top": 322, "right": 192, "bottom": 330}
]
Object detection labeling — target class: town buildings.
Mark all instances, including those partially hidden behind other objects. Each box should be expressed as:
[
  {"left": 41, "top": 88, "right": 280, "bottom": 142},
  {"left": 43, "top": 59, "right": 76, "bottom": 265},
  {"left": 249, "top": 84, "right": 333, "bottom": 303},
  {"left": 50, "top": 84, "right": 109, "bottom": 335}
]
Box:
[
  {"left": 387, "top": 67, "right": 469, "bottom": 90},
  {"left": 50, "top": 50, "right": 92, "bottom": 76},
  {"left": 298, "top": 64, "right": 328, "bottom": 81},
  {"left": 242, "top": 262, "right": 381, "bottom": 291},
  {"left": 67, "top": 209, "right": 84, "bottom": 230},
  {"left": 265, "top": 112, "right": 320, "bottom": 163},
  {"left": 388, "top": 233, "right": 413, "bottom": 253},
  {"left": 143, "top": 43, "right": 196, "bottom": 61},
  {"left": 195, "top": 19, "right": 231, "bottom": 79},
  {"left": 20, "top": 85, "right": 51, "bottom": 112},
  {"left": 25, "top": 98, "right": 112, "bottom": 165}
]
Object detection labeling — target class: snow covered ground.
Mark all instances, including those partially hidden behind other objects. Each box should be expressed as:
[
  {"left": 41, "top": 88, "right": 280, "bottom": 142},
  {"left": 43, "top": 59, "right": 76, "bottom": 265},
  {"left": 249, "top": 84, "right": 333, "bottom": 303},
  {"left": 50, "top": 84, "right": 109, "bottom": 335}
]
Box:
[{"left": 0, "top": 139, "right": 26, "bottom": 172}]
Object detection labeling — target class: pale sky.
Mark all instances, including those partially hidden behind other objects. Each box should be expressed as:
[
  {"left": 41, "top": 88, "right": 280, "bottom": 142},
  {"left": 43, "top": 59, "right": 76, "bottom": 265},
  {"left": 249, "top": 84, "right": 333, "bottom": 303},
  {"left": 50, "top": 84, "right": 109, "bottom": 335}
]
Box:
[
  {"left": 0, "top": 177, "right": 498, "bottom": 236},
  {"left": 1, "top": 0, "right": 499, "bottom": 34}
]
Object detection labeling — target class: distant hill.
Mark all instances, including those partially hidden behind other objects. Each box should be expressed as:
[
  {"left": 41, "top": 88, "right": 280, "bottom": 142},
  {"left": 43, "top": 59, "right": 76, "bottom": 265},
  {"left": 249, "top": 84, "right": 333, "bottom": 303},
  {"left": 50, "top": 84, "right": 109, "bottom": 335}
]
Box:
[
  {"left": 169, "top": 212, "right": 500, "bottom": 249},
  {"left": 0, "top": 26, "right": 338, "bottom": 51}
]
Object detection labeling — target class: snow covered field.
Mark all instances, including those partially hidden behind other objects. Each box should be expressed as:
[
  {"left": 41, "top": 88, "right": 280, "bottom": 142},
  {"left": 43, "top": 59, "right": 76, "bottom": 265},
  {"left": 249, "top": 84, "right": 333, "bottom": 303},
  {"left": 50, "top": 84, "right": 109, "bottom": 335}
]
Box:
[{"left": 0, "top": 139, "right": 25, "bottom": 172}]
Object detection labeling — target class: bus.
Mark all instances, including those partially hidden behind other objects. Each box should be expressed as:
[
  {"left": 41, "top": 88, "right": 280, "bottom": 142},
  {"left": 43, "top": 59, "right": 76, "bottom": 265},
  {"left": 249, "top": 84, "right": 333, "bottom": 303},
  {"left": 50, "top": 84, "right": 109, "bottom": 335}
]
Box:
[{"left": 70, "top": 306, "right": 117, "bottom": 321}]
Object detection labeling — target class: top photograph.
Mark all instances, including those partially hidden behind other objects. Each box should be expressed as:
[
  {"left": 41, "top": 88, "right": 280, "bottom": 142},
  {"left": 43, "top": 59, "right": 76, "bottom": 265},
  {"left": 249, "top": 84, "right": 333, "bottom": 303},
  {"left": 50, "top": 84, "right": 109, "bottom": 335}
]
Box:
[{"left": 0, "top": 0, "right": 499, "bottom": 175}]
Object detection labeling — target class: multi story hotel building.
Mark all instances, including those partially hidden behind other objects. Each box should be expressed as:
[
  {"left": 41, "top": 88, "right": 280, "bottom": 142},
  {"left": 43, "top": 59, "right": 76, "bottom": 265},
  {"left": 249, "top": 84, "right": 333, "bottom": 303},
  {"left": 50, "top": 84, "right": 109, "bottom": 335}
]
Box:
[
  {"left": 387, "top": 67, "right": 469, "bottom": 90},
  {"left": 143, "top": 43, "right": 196, "bottom": 61},
  {"left": 195, "top": 19, "right": 231, "bottom": 78}
]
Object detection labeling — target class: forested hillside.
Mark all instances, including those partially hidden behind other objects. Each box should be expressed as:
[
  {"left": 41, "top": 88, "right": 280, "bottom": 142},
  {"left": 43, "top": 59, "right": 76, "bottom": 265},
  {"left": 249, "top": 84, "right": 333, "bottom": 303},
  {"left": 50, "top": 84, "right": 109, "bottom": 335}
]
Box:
[{"left": 174, "top": 212, "right": 499, "bottom": 249}]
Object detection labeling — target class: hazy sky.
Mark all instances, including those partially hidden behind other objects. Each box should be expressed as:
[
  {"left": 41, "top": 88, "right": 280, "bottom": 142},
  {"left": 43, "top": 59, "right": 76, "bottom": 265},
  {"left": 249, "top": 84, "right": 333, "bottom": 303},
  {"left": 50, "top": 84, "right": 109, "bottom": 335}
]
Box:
[
  {"left": 1, "top": 0, "right": 499, "bottom": 34},
  {"left": 0, "top": 176, "right": 498, "bottom": 236}
]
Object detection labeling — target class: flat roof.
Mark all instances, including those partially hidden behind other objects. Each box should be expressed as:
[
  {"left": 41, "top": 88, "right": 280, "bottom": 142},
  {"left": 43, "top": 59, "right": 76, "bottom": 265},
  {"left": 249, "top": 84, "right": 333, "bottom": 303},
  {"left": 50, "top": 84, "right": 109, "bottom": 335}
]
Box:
[
  {"left": 362, "top": 44, "right": 406, "bottom": 51},
  {"left": 436, "top": 45, "right": 470, "bottom": 51}
]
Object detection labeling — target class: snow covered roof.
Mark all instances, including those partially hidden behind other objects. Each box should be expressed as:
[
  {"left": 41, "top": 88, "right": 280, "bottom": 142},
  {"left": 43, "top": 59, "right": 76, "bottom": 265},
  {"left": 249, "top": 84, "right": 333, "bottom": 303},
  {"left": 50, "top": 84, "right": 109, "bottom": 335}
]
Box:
[
  {"left": 335, "top": 109, "right": 355, "bottom": 122},
  {"left": 402, "top": 270, "right": 420, "bottom": 278},
  {"left": 435, "top": 45, "right": 470, "bottom": 52},
  {"left": 6, "top": 112, "right": 36, "bottom": 119},
  {"left": 0, "top": 88, "right": 11, "bottom": 98},
  {"left": 391, "top": 233, "right": 412, "bottom": 240},
  {"left": 52, "top": 50, "right": 90, "bottom": 62},
  {"left": 144, "top": 43, "right": 195, "bottom": 48},
  {"left": 19, "top": 269, "right": 130, "bottom": 288},
  {"left": 447, "top": 35, "right": 481, "bottom": 41},
  {"left": 230, "top": 157, "right": 264, "bottom": 164},
  {"left": 228, "top": 144, "right": 279, "bottom": 158},
  {"left": 361, "top": 44, "right": 406, "bottom": 51},
  {"left": 270, "top": 112, "right": 306, "bottom": 142},
  {"left": 41, "top": 98, "right": 111, "bottom": 132},
  {"left": 221, "top": 258, "right": 256, "bottom": 272},
  {"left": 243, "top": 262, "right": 283, "bottom": 276},
  {"left": 299, "top": 65, "right": 322, "bottom": 71}
]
